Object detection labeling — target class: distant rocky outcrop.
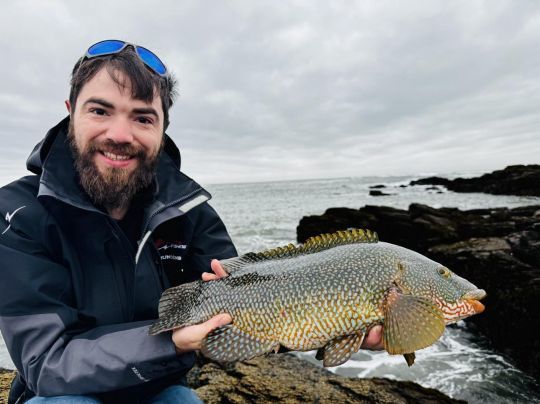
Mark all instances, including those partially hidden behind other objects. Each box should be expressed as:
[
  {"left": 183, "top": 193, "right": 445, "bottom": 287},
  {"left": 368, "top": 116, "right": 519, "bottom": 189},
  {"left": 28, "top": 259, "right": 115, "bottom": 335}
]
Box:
[
  {"left": 297, "top": 203, "right": 540, "bottom": 381},
  {"left": 369, "top": 190, "right": 394, "bottom": 196},
  {"left": 410, "top": 164, "right": 540, "bottom": 196}
]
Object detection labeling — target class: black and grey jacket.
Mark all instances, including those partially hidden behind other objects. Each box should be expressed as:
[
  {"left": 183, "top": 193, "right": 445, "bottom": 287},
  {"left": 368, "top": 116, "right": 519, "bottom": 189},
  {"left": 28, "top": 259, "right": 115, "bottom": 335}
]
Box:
[{"left": 0, "top": 117, "right": 237, "bottom": 402}]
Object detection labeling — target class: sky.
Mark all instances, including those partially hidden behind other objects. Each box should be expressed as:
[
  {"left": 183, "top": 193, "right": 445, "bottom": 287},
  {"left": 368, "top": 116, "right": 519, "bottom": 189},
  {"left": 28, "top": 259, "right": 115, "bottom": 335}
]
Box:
[{"left": 0, "top": 0, "right": 539, "bottom": 185}]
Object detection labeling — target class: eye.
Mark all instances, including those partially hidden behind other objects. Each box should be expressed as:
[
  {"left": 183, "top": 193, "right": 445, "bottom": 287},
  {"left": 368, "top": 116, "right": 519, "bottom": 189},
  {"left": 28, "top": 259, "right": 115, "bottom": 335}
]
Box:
[
  {"left": 136, "top": 116, "right": 153, "bottom": 125},
  {"left": 90, "top": 108, "right": 107, "bottom": 116},
  {"left": 438, "top": 267, "right": 451, "bottom": 278}
]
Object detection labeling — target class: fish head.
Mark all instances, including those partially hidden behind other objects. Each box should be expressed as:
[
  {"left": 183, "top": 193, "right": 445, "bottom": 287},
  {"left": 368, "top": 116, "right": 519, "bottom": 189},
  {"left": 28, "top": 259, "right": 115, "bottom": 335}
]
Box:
[{"left": 391, "top": 246, "right": 486, "bottom": 324}]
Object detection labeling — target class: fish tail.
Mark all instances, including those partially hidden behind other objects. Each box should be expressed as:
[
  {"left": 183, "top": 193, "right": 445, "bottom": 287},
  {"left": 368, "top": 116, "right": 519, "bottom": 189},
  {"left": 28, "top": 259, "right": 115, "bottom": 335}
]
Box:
[{"left": 148, "top": 281, "right": 203, "bottom": 335}]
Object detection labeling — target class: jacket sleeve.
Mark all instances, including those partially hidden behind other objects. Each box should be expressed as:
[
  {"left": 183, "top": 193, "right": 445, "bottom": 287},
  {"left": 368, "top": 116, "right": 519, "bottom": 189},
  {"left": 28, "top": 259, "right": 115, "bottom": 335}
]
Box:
[{"left": 0, "top": 217, "right": 193, "bottom": 396}]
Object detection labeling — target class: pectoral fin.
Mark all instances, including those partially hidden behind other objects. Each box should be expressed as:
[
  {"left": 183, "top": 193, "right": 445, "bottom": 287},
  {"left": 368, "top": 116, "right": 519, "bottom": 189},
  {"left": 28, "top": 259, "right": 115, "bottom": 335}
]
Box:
[
  {"left": 319, "top": 332, "right": 365, "bottom": 367},
  {"left": 383, "top": 287, "right": 445, "bottom": 356}
]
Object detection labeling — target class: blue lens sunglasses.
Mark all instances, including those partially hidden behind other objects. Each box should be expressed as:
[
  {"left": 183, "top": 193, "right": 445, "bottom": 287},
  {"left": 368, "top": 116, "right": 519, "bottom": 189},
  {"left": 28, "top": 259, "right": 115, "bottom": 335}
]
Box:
[{"left": 83, "top": 40, "right": 168, "bottom": 76}]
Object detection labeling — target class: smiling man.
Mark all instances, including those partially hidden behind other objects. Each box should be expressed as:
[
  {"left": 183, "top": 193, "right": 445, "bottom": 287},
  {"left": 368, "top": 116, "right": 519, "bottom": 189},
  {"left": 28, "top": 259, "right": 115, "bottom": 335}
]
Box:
[
  {"left": 0, "top": 40, "right": 382, "bottom": 403},
  {"left": 66, "top": 67, "right": 165, "bottom": 220},
  {"left": 0, "top": 40, "right": 238, "bottom": 403}
]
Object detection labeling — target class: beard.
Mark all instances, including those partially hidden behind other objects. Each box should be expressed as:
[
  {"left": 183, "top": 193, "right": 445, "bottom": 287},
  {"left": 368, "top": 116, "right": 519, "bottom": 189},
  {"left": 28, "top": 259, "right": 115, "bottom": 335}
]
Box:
[{"left": 68, "top": 123, "right": 162, "bottom": 212}]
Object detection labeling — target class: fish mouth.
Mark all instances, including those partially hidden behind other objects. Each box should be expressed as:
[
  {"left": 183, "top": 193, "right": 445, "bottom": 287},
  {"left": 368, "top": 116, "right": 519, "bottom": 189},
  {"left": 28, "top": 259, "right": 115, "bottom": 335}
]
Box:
[
  {"left": 462, "top": 289, "right": 486, "bottom": 300},
  {"left": 461, "top": 289, "right": 487, "bottom": 314}
]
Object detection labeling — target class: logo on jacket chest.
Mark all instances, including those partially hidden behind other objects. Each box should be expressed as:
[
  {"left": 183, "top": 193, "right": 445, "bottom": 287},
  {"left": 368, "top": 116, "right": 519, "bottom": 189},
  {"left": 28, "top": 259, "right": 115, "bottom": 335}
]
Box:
[{"left": 154, "top": 238, "right": 187, "bottom": 262}]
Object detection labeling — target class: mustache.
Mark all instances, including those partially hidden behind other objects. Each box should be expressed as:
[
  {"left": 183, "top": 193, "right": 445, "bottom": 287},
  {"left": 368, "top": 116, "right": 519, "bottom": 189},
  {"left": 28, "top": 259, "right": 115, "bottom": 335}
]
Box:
[{"left": 85, "top": 138, "right": 146, "bottom": 159}]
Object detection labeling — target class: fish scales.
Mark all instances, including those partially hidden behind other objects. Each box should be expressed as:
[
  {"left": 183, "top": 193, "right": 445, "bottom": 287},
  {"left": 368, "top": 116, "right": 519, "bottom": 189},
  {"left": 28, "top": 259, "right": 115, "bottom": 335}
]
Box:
[{"left": 150, "top": 229, "right": 486, "bottom": 367}]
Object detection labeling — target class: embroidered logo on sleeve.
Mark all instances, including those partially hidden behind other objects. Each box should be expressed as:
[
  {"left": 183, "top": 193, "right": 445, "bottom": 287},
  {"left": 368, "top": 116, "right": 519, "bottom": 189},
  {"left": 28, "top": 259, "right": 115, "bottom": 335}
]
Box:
[
  {"left": 154, "top": 238, "right": 187, "bottom": 262},
  {"left": 2, "top": 205, "right": 26, "bottom": 235}
]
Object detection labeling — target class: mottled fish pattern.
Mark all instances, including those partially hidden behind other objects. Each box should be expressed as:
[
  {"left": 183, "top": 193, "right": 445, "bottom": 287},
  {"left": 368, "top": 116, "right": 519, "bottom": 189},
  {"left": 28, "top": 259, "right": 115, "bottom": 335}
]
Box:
[{"left": 150, "top": 229, "right": 486, "bottom": 367}]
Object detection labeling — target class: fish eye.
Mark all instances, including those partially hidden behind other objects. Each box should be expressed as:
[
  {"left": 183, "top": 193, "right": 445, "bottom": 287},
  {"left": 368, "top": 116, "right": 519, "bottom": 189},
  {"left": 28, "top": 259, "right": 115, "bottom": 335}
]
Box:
[{"left": 438, "top": 267, "right": 451, "bottom": 278}]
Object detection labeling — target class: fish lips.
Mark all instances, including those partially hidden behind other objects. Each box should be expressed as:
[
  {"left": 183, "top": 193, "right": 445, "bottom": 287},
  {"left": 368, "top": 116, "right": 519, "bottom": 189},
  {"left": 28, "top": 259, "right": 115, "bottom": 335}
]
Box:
[{"left": 461, "top": 289, "right": 487, "bottom": 314}]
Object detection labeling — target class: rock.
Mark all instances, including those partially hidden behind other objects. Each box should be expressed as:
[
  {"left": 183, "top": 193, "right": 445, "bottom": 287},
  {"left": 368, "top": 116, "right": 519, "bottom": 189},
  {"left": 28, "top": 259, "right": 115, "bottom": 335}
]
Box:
[
  {"left": 369, "top": 184, "right": 386, "bottom": 189},
  {"left": 369, "top": 190, "right": 393, "bottom": 196},
  {"left": 0, "top": 358, "right": 464, "bottom": 404},
  {"left": 410, "top": 176, "right": 452, "bottom": 187},
  {"left": 187, "top": 354, "right": 464, "bottom": 403},
  {"left": 1, "top": 368, "right": 15, "bottom": 403},
  {"left": 410, "top": 165, "right": 540, "bottom": 196},
  {"left": 297, "top": 204, "right": 540, "bottom": 380}
]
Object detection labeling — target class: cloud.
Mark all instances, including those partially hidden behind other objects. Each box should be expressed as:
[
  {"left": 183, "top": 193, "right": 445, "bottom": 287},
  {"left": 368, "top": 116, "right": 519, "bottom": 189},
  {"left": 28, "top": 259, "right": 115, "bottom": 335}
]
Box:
[{"left": 0, "top": 0, "right": 538, "bottom": 184}]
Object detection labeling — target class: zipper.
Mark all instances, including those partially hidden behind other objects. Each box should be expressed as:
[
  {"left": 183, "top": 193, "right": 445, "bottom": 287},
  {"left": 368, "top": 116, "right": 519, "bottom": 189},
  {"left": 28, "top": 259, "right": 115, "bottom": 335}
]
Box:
[
  {"left": 105, "top": 219, "right": 134, "bottom": 321},
  {"left": 139, "top": 188, "right": 206, "bottom": 236},
  {"left": 135, "top": 189, "right": 209, "bottom": 264}
]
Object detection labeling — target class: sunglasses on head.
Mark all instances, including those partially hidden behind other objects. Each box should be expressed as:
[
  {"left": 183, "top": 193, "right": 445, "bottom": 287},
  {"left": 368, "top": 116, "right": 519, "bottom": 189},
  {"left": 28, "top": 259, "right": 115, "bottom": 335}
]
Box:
[{"left": 83, "top": 40, "right": 168, "bottom": 76}]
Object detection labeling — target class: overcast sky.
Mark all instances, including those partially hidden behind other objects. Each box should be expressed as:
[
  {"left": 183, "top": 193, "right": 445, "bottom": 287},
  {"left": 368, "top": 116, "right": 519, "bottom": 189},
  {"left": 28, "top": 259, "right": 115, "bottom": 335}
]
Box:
[{"left": 0, "top": 1, "right": 538, "bottom": 185}]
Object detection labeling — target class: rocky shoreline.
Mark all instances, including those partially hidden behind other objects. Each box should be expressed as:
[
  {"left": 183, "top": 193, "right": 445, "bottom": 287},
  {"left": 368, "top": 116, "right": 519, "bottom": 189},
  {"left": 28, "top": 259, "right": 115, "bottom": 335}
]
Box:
[
  {"left": 297, "top": 203, "right": 540, "bottom": 381},
  {"left": 1, "top": 356, "right": 464, "bottom": 403},
  {"left": 2, "top": 166, "right": 538, "bottom": 402},
  {"left": 409, "top": 164, "right": 540, "bottom": 196}
]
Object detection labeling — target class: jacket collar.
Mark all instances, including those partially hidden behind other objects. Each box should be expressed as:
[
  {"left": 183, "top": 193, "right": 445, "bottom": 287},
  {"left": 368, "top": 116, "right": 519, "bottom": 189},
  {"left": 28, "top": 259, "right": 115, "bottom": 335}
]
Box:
[{"left": 27, "top": 116, "right": 209, "bottom": 215}]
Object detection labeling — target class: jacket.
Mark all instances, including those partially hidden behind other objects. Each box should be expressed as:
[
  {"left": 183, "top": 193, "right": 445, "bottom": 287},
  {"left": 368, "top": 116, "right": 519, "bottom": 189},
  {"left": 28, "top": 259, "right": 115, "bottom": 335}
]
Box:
[{"left": 0, "top": 117, "right": 237, "bottom": 402}]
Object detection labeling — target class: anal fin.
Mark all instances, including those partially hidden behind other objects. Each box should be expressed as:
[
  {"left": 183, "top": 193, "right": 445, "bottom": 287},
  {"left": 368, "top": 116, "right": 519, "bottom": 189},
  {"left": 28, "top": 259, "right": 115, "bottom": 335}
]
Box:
[{"left": 202, "top": 325, "right": 278, "bottom": 362}]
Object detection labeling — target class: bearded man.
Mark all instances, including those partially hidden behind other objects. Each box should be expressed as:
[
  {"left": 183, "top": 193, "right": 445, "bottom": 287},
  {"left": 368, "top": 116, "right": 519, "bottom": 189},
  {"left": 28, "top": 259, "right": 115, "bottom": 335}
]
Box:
[
  {"left": 0, "top": 40, "right": 383, "bottom": 403},
  {"left": 0, "top": 40, "right": 238, "bottom": 403}
]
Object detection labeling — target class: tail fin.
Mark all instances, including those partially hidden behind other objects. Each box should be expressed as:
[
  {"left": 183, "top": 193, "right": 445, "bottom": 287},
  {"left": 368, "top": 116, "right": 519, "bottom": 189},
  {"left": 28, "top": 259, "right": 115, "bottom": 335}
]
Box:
[{"left": 149, "top": 281, "right": 203, "bottom": 335}]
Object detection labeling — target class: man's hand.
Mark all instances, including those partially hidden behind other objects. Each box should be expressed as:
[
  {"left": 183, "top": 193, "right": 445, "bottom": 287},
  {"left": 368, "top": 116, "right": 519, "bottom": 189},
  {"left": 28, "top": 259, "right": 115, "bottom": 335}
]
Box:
[
  {"left": 173, "top": 259, "right": 384, "bottom": 354},
  {"left": 172, "top": 313, "right": 231, "bottom": 354},
  {"left": 172, "top": 259, "right": 231, "bottom": 354},
  {"left": 201, "top": 259, "right": 228, "bottom": 281},
  {"left": 361, "top": 325, "right": 384, "bottom": 351}
]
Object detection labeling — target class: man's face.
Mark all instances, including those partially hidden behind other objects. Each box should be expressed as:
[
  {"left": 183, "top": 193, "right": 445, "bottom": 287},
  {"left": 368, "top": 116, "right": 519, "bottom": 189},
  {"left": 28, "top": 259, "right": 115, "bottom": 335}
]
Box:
[{"left": 68, "top": 68, "right": 165, "bottom": 210}]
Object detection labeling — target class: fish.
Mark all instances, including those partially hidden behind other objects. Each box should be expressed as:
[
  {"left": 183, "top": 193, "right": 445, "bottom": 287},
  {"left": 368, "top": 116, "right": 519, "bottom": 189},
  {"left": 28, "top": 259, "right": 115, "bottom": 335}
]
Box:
[{"left": 149, "top": 229, "right": 486, "bottom": 367}]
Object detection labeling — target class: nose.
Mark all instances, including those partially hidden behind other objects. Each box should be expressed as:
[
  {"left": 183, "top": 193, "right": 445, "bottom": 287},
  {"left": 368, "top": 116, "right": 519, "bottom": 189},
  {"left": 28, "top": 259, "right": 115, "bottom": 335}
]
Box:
[{"left": 106, "top": 117, "right": 134, "bottom": 143}]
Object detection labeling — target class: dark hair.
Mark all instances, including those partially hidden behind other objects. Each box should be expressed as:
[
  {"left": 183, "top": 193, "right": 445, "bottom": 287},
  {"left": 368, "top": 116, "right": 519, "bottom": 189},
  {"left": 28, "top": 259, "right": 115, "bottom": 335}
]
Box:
[{"left": 69, "top": 47, "right": 177, "bottom": 130}]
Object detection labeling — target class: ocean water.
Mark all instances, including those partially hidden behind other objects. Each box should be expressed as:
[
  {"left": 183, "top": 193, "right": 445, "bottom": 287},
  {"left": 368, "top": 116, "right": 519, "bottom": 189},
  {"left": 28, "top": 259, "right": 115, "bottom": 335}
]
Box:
[{"left": 1, "top": 173, "right": 540, "bottom": 402}]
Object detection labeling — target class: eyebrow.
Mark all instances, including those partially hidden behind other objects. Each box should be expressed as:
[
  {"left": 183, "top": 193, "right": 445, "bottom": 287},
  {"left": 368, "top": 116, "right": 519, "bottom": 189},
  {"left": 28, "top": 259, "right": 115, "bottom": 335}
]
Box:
[
  {"left": 83, "top": 98, "right": 114, "bottom": 109},
  {"left": 132, "top": 107, "right": 160, "bottom": 120},
  {"left": 83, "top": 98, "right": 160, "bottom": 121}
]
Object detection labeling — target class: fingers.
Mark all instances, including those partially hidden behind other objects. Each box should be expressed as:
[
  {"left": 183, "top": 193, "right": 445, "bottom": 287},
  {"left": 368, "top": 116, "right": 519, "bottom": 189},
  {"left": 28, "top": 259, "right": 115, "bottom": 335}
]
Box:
[
  {"left": 202, "top": 272, "right": 219, "bottom": 281},
  {"left": 361, "top": 325, "right": 384, "bottom": 351},
  {"left": 202, "top": 259, "right": 229, "bottom": 282},
  {"left": 211, "top": 259, "right": 228, "bottom": 278}
]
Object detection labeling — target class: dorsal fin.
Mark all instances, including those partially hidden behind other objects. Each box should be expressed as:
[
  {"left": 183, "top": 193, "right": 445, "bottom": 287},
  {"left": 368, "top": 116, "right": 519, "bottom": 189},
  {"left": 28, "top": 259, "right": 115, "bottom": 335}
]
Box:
[{"left": 221, "top": 228, "right": 378, "bottom": 274}]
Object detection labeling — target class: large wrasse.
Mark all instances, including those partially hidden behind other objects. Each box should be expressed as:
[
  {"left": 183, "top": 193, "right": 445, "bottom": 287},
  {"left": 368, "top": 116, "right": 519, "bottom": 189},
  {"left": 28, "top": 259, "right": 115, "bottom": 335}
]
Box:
[{"left": 149, "top": 229, "right": 486, "bottom": 367}]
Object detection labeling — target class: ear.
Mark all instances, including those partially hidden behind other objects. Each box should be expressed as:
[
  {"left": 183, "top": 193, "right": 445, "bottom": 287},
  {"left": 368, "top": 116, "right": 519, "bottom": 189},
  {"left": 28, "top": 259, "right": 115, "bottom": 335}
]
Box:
[{"left": 65, "top": 100, "right": 71, "bottom": 114}]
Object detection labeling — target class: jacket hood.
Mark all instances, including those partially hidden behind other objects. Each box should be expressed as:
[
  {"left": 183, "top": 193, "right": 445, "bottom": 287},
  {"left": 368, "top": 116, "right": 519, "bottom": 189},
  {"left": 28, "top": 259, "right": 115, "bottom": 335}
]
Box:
[{"left": 27, "top": 116, "right": 182, "bottom": 174}]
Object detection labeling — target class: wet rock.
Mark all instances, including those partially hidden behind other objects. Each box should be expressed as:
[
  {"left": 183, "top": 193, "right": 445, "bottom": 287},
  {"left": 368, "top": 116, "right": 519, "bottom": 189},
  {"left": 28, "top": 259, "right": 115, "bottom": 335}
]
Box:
[
  {"left": 1, "top": 368, "right": 15, "bottom": 404},
  {"left": 187, "top": 354, "right": 464, "bottom": 403},
  {"left": 369, "top": 190, "right": 393, "bottom": 196},
  {"left": 297, "top": 204, "right": 540, "bottom": 380},
  {"left": 410, "top": 165, "right": 540, "bottom": 196},
  {"left": 0, "top": 358, "right": 465, "bottom": 404}
]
